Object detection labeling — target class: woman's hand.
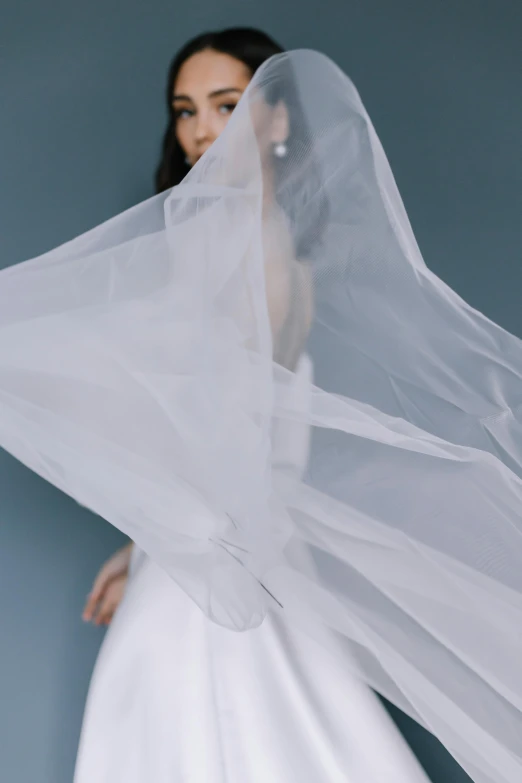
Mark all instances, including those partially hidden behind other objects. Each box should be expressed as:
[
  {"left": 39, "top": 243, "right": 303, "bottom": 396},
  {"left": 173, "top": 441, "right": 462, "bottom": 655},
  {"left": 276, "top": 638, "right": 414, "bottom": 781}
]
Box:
[{"left": 82, "top": 542, "right": 133, "bottom": 626}]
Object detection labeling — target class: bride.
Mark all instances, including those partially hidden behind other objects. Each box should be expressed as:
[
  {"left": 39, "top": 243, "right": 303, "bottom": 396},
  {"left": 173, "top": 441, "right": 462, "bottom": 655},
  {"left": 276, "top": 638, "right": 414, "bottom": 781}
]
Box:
[
  {"left": 75, "top": 27, "right": 429, "bottom": 783},
  {"left": 2, "top": 26, "right": 520, "bottom": 783}
]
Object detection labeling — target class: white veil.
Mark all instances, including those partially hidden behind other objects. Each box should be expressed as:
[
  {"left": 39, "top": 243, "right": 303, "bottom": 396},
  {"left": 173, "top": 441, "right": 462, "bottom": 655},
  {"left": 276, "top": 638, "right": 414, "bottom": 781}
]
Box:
[{"left": 1, "top": 50, "right": 522, "bottom": 782}]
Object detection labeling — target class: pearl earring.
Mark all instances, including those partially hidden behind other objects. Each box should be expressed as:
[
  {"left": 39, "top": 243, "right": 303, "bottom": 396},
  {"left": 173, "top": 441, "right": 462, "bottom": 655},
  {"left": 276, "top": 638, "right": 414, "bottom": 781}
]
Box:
[{"left": 273, "top": 141, "right": 288, "bottom": 159}]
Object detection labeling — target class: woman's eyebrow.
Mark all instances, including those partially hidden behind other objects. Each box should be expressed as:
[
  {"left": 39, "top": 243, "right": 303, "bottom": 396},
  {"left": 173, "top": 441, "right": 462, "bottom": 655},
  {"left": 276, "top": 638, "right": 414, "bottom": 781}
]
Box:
[
  {"left": 172, "top": 87, "right": 243, "bottom": 102},
  {"left": 208, "top": 87, "right": 243, "bottom": 99}
]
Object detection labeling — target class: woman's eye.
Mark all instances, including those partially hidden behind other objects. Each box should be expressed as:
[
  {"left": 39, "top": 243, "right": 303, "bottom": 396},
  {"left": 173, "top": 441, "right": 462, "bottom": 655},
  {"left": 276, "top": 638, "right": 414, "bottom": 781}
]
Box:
[
  {"left": 174, "top": 108, "right": 193, "bottom": 120},
  {"left": 218, "top": 103, "right": 237, "bottom": 116}
]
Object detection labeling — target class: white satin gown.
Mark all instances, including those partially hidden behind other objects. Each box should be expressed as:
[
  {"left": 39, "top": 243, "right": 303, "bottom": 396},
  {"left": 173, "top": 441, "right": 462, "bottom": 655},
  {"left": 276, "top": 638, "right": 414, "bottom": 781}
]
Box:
[{"left": 74, "top": 356, "right": 430, "bottom": 783}]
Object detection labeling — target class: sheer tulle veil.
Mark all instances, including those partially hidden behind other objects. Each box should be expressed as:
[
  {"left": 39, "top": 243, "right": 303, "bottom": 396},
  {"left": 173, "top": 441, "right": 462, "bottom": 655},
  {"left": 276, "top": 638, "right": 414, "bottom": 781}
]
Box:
[{"left": 1, "top": 50, "right": 522, "bottom": 783}]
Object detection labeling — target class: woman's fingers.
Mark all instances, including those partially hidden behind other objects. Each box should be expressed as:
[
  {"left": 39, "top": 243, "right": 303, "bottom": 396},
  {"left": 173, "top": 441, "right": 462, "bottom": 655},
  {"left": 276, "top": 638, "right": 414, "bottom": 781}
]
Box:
[
  {"left": 91, "top": 575, "right": 127, "bottom": 626},
  {"left": 82, "top": 552, "right": 126, "bottom": 620},
  {"left": 82, "top": 546, "right": 132, "bottom": 623},
  {"left": 82, "top": 590, "right": 102, "bottom": 622},
  {"left": 82, "top": 566, "right": 111, "bottom": 621}
]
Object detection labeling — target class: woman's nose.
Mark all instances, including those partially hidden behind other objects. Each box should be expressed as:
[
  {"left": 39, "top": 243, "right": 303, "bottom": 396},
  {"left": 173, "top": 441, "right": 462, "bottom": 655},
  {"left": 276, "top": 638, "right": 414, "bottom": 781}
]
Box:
[{"left": 194, "top": 108, "right": 213, "bottom": 144}]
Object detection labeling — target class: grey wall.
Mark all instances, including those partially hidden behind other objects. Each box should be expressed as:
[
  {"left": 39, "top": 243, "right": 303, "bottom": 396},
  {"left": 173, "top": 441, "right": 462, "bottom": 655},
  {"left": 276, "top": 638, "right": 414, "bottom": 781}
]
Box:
[{"left": 1, "top": 2, "right": 521, "bottom": 781}]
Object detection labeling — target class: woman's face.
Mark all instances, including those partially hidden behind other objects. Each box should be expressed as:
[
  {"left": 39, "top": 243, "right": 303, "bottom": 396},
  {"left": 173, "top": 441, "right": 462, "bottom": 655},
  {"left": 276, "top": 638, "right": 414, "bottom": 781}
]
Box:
[{"left": 173, "top": 49, "right": 252, "bottom": 167}]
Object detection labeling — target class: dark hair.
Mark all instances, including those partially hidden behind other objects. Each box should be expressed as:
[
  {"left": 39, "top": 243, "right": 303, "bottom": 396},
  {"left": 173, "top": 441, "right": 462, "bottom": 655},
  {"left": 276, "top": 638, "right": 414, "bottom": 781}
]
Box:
[{"left": 155, "top": 27, "right": 284, "bottom": 194}]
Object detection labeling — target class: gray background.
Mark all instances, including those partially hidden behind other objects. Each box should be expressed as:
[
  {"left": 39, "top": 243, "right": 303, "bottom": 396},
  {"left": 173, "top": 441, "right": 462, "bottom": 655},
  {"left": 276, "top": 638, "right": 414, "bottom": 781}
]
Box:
[{"left": 1, "top": 1, "right": 521, "bottom": 781}]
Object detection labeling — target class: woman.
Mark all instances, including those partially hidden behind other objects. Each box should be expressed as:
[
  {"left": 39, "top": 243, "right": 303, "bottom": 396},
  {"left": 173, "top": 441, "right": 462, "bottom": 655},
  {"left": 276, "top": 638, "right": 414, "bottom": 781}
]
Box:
[{"left": 75, "top": 28, "right": 429, "bottom": 783}]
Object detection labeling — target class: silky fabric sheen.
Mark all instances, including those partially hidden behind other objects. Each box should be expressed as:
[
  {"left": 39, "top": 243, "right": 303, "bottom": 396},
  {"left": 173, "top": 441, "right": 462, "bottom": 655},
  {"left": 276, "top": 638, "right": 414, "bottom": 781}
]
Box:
[{"left": 74, "top": 358, "right": 428, "bottom": 783}]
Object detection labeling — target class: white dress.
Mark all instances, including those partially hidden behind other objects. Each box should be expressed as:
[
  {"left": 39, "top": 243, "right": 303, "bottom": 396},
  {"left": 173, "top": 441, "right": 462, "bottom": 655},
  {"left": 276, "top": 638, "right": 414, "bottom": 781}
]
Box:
[{"left": 74, "top": 357, "right": 430, "bottom": 783}]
